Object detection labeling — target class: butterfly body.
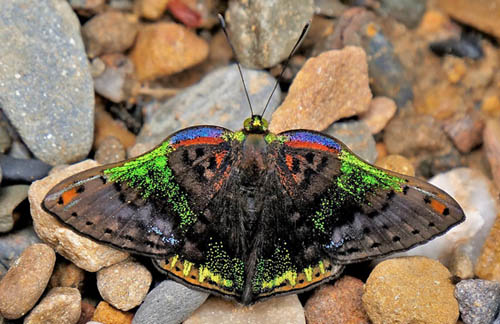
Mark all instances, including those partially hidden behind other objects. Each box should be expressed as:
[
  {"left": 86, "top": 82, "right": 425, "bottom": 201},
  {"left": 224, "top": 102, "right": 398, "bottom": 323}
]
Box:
[{"left": 43, "top": 115, "right": 465, "bottom": 304}]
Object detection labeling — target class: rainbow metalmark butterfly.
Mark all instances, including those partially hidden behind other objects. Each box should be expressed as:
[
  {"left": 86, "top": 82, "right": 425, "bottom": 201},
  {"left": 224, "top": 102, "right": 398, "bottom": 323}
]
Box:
[{"left": 42, "top": 18, "right": 465, "bottom": 305}]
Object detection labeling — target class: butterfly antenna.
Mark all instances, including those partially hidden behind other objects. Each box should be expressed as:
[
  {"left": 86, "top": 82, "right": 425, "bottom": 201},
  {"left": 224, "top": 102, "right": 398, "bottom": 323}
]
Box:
[
  {"left": 261, "top": 21, "right": 311, "bottom": 117},
  {"left": 218, "top": 14, "right": 254, "bottom": 116}
]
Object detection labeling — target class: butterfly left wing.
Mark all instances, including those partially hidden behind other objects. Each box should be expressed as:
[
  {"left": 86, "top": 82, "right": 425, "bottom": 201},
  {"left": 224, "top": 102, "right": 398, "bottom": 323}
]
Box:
[{"left": 272, "top": 130, "right": 465, "bottom": 264}]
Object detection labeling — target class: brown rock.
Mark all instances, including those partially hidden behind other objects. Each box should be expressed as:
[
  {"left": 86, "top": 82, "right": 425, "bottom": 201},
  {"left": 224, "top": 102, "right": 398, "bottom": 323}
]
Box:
[
  {"left": 24, "top": 287, "right": 81, "bottom": 324},
  {"left": 375, "top": 154, "right": 415, "bottom": 176},
  {"left": 134, "top": 0, "right": 169, "bottom": 20},
  {"left": 449, "top": 244, "right": 474, "bottom": 280},
  {"left": 359, "top": 97, "right": 397, "bottom": 134},
  {"left": 484, "top": 119, "right": 500, "bottom": 188},
  {"left": 91, "top": 301, "right": 133, "bottom": 324},
  {"left": 438, "top": 0, "right": 500, "bottom": 38},
  {"left": 304, "top": 276, "right": 369, "bottom": 324},
  {"left": 94, "top": 103, "right": 136, "bottom": 150},
  {"left": 82, "top": 11, "right": 139, "bottom": 58},
  {"left": 93, "top": 54, "right": 136, "bottom": 103},
  {"left": 415, "top": 83, "right": 465, "bottom": 120},
  {"left": 270, "top": 46, "right": 372, "bottom": 133},
  {"left": 49, "top": 260, "right": 85, "bottom": 290},
  {"left": 0, "top": 244, "right": 55, "bottom": 319},
  {"left": 443, "top": 112, "right": 484, "bottom": 153},
  {"left": 78, "top": 300, "right": 96, "bottom": 324},
  {"left": 97, "top": 259, "right": 152, "bottom": 311},
  {"left": 95, "top": 136, "right": 126, "bottom": 165},
  {"left": 476, "top": 214, "right": 500, "bottom": 281},
  {"left": 482, "top": 95, "right": 500, "bottom": 118},
  {"left": 362, "top": 256, "right": 459, "bottom": 324},
  {"left": 184, "top": 295, "right": 305, "bottom": 324},
  {"left": 28, "top": 160, "right": 129, "bottom": 272},
  {"left": 130, "top": 22, "right": 209, "bottom": 81}
]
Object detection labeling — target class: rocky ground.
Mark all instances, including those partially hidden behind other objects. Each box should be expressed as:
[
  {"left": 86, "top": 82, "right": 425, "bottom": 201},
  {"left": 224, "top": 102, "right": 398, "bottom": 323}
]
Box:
[{"left": 0, "top": 0, "right": 500, "bottom": 323}]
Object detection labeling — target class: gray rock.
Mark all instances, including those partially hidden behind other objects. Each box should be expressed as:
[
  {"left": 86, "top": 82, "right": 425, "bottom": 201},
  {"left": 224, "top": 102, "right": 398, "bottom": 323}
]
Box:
[
  {"left": 0, "top": 155, "right": 52, "bottom": 183},
  {"left": 0, "top": 125, "right": 11, "bottom": 154},
  {"left": 8, "top": 141, "right": 32, "bottom": 159},
  {"left": 138, "top": 65, "right": 281, "bottom": 145},
  {"left": 455, "top": 279, "right": 500, "bottom": 324},
  {"left": 226, "top": 0, "right": 313, "bottom": 68},
  {"left": 0, "top": 185, "right": 29, "bottom": 233},
  {"left": 0, "top": 227, "right": 42, "bottom": 273},
  {"left": 0, "top": 0, "right": 94, "bottom": 166},
  {"left": 378, "top": 0, "right": 426, "bottom": 28},
  {"left": 326, "top": 120, "right": 377, "bottom": 163},
  {"left": 132, "top": 280, "right": 209, "bottom": 324}
]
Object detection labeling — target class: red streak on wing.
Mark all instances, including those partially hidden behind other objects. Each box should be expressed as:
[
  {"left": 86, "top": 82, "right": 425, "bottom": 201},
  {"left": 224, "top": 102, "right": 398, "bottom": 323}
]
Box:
[
  {"left": 286, "top": 140, "right": 336, "bottom": 152},
  {"left": 173, "top": 137, "right": 224, "bottom": 148}
]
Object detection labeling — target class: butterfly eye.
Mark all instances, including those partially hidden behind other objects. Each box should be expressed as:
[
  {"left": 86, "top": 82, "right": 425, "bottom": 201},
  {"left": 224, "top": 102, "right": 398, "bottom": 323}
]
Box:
[{"left": 244, "top": 117, "right": 252, "bottom": 131}]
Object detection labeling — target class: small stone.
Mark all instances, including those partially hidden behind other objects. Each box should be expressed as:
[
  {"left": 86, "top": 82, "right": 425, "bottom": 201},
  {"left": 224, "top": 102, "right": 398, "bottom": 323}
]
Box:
[
  {"left": 0, "top": 244, "right": 56, "bottom": 319},
  {"left": 0, "top": 155, "right": 52, "bottom": 184},
  {"left": 93, "top": 54, "right": 135, "bottom": 103},
  {"left": 184, "top": 294, "right": 305, "bottom": 324},
  {"left": 0, "top": 125, "right": 11, "bottom": 154},
  {"left": 0, "top": 0, "right": 94, "bottom": 166},
  {"left": 28, "top": 160, "right": 129, "bottom": 272},
  {"left": 415, "top": 83, "right": 465, "bottom": 120},
  {"left": 475, "top": 214, "right": 500, "bottom": 281},
  {"left": 130, "top": 22, "right": 209, "bottom": 81},
  {"left": 69, "top": 0, "right": 105, "bottom": 10},
  {"left": 326, "top": 120, "right": 377, "bottom": 163},
  {"left": 49, "top": 260, "right": 85, "bottom": 290},
  {"left": 0, "top": 227, "right": 42, "bottom": 276},
  {"left": 133, "top": 280, "right": 209, "bottom": 324},
  {"left": 134, "top": 0, "right": 169, "bottom": 20},
  {"left": 375, "top": 154, "right": 415, "bottom": 176},
  {"left": 304, "top": 276, "right": 369, "bottom": 324},
  {"left": 362, "top": 256, "right": 459, "bottom": 324},
  {"left": 455, "top": 279, "right": 500, "bottom": 324},
  {"left": 82, "top": 11, "right": 139, "bottom": 59},
  {"left": 484, "top": 119, "right": 500, "bottom": 189},
  {"left": 95, "top": 136, "right": 126, "bottom": 165},
  {"left": 443, "top": 112, "right": 484, "bottom": 153},
  {"left": 24, "top": 287, "right": 81, "bottom": 324},
  {"left": 0, "top": 185, "right": 29, "bottom": 233},
  {"left": 226, "top": 0, "right": 313, "bottom": 69},
  {"left": 78, "top": 300, "right": 96, "bottom": 324},
  {"left": 378, "top": 0, "right": 426, "bottom": 28},
  {"left": 92, "top": 301, "right": 132, "bottom": 324},
  {"left": 270, "top": 47, "right": 372, "bottom": 133},
  {"left": 97, "top": 259, "right": 152, "bottom": 311},
  {"left": 449, "top": 244, "right": 474, "bottom": 280},
  {"left": 481, "top": 95, "right": 500, "bottom": 118},
  {"left": 359, "top": 97, "right": 397, "bottom": 134},
  {"left": 138, "top": 65, "right": 280, "bottom": 146},
  {"left": 313, "top": 0, "right": 348, "bottom": 17},
  {"left": 438, "top": 0, "right": 500, "bottom": 39},
  {"left": 94, "top": 105, "right": 136, "bottom": 150}
]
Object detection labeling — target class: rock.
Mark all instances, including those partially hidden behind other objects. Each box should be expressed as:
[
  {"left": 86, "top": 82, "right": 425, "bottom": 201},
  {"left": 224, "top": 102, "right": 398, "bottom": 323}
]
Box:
[
  {"left": 133, "top": 280, "right": 209, "bottom": 324},
  {"left": 0, "top": 185, "right": 29, "bottom": 233},
  {"left": 475, "top": 214, "right": 500, "bottom": 281},
  {"left": 438, "top": 0, "right": 500, "bottom": 39},
  {"left": 94, "top": 104, "right": 136, "bottom": 150},
  {"left": 79, "top": 300, "right": 96, "bottom": 324},
  {"left": 430, "top": 36, "right": 484, "bottom": 60},
  {"left": 226, "top": 0, "right": 313, "bottom": 69},
  {"left": 130, "top": 22, "right": 209, "bottom": 81},
  {"left": 97, "top": 259, "right": 152, "bottom": 311},
  {"left": 49, "top": 260, "right": 85, "bottom": 290},
  {"left": 24, "top": 287, "right": 81, "bottom": 324},
  {"left": 455, "top": 279, "right": 500, "bottom": 324},
  {"left": 482, "top": 95, "right": 500, "bottom": 118},
  {"left": 375, "top": 154, "right": 415, "bottom": 176},
  {"left": 69, "top": 0, "right": 105, "bottom": 11},
  {"left": 93, "top": 54, "right": 135, "bottom": 103},
  {"left": 0, "top": 125, "right": 11, "bottom": 154},
  {"left": 326, "top": 120, "right": 377, "bottom": 164},
  {"left": 138, "top": 65, "right": 280, "bottom": 146},
  {"left": 449, "top": 244, "right": 474, "bottom": 280},
  {"left": 304, "top": 276, "right": 369, "bottom": 324},
  {"left": 270, "top": 47, "right": 372, "bottom": 134},
  {"left": 484, "top": 119, "right": 500, "bottom": 189},
  {"left": 0, "top": 227, "right": 42, "bottom": 276},
  {"left": 82, "top": 11, "right": 138, "bottom": 59},
  {"left": 313, "top": 0, "right": 348, "bottom": 17},
  {"left": 0, "top": 155, "right": 52, "bottom": 184},
  {"left": 92, "top": 301, "right": 133, "bottom": 324},
  {"left": 362, "top": 256, "right": 459, "bottom": 324},
  {"left": 443, "top": 112, "right": 484, "bottom": 153},
  {"left": 134, "top": 0, "right": 169, "bottom": 20},
  {"left": 359, "top": 97, "right": 397, "bottom": 134},
  {"left": 94, "top": 136, "right": 126, "bottom": 165},
  {"left": 166, "top": 0, "right": 203, "bottom": 28},
  {"left": 8, "top": 141, "right": 32, "bottom": 159},
  {"left": 185, "top": 294, "right": 305, "bottom": 324},
  {"left": 0, "top": 0, "right": 94, "bottom": 166},
  {"left": 28, "top": 160, "right": 129, "bottom": 272},
  {"left": 398, "top": 168, "right": 498, "bottom": 265},
  {"left": 415, "top": 83, "right": 466, "bottom": 121},
  {"left": 378, "top": 0, "right": 426, "bottom": 28},
  {"left": 0, "top": 244, "right": 56, "bottom": 319}
]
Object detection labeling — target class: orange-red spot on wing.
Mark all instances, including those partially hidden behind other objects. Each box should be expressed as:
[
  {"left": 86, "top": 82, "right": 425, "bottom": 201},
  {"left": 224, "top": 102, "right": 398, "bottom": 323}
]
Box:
[
  {"left": 173, "top": 137, "right": 224, "bottom": 148},
  {"left": 215, "top": 151, "right": 227, "bottom": 169},
  {"left": 286, "top": 140, "right": 336, "bottom": 152},
  {"left": 430, "top": 199, "right": 446, "bottom": 214},
  {"left": 61, "top": 188, "right": 79, "bottom": 205},
  {"left": 285, "top": 154, "right": 294, "bottom": 171}
]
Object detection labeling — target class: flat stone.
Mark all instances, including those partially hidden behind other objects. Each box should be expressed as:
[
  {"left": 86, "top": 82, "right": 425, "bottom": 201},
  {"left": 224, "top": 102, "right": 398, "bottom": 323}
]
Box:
[
  {"left": 326, "top": 120, "right": 377, "bottom": 164},
  {"left": 359, "top": 97, "right": 397, "bottom": 134},
  {"left": 0, "top": 0, "right": 94, "bottom": 165},
  {"left": 0, "top": 185, "right": 29, "bottom": 233},
  {"left": 133, "top": 280, "right": 209, "bottom": 324},
  {"left": 455, "top": 279, "right": 500, "bottom": 324},
  {"left": 97, "top": 259, "right": 152, "bottom": 311},
  {"left": 0, "top": 243, "right": 56, "bottom": 319},
  {"left": 304, "top": 276, "right": 369, "bottom": 324},
  {"left": 0, "top": 155, "right": 52, "bottom": 184},
  {"left": 375, "top": 154, "right": 415, "bottom": 176},
  {"left": 24, "top": 287, "right": 81, "bottom": 324},
  {"left": 92, "top": 301, "right": 132, "bottom": 324},
  {"left": 270, "top": 47, "right": 371, "bottom": 134},
  {"left": 484, "top": 119, "right": 500, "bottom": 189},
  {"left": 28, "top": 160, "right": 129, "bottom": 272},
  {"left": 363, "top": 256, "right": 459, "bottom": 324},
  {"left": 226, "top": 0, "right": 313, "bottom": 69},
  {"left": 137, "top": 65, "right": 280, "bottom": 146},
  {"left": 185, "top": 294, "right": 305, "bottom": 324}
]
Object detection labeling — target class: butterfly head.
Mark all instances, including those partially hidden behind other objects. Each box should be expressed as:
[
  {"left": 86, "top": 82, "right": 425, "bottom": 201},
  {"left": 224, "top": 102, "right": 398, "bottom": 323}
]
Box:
[{"left": 244, "top": 115, "right": 269, "bottom": 134}]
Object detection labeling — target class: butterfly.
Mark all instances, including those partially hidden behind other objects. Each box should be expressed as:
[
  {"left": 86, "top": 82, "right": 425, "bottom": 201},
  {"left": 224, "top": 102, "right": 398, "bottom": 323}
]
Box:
[{"left": 41, "top": 17, "right": 465, "bottom": 305}]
